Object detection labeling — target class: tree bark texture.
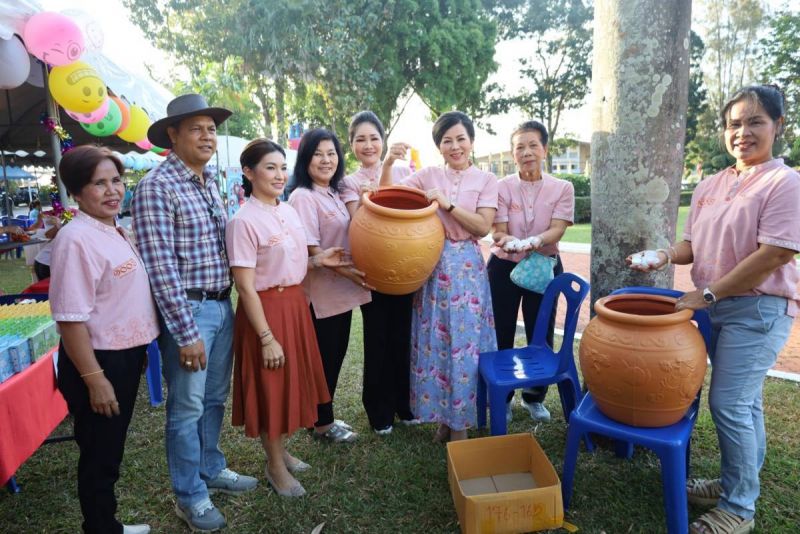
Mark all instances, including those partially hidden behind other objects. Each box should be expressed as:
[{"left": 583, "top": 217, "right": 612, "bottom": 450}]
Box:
[{"left": 589, "top": 0, "right": 692, "bottom": 307}]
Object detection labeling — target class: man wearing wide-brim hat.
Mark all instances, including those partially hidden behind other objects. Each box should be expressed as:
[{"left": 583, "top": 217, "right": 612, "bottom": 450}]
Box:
[{"left": 132, "top": 94, "right": 257, "bottom": 532}]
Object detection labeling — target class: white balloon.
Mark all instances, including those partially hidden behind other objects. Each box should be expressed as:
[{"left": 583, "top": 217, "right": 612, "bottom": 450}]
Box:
[
  {"left": 0, "top": 35, "right": 31, "bottom": 89},
  {"left": 61, "top": 9, "right": 104, "bottom": 52},
  {"left": 25, "top": 54, "right": 44, "bottom": 87}
]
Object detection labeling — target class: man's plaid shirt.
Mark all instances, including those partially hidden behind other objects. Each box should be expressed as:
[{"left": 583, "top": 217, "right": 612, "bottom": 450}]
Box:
[{"left": 132, "top": 153, "right": 230, "bottom": 347}]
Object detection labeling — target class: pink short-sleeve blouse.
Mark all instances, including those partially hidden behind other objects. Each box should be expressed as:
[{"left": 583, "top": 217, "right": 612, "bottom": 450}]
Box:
[
  {"left": 225, "top": 197, "right": 308, "bottom": 290},
  {"left": 49, "top": 211, "right": 160, "bottom": 350},
  {"left": 341, "top": 164, "right": 412, "bottom": 204},
  {"left": 400, "top": 165, "right": 498, "bottom": 241},
  {"left": 288, "top": 184, "right": 371, "bottom": 318},
  {"left": 491, "top": 172, "right": 575, "bottom": 261},
  {"left": 683, "top": 159, "right": 800, "bottom": 315}
]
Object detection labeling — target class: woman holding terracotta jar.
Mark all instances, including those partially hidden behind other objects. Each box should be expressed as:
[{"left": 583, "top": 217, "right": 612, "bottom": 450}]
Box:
[
  {"left": 227, "top": 138, "right": 346, "bottom": 497},
  {"left": 288, "top": 128, "right": 371, "bottom": 444},
  {"left": 489, "top": 120, "right": 574, "bottom": 424},
  {"left": 381, "top": 111, "right": 498, "bottom": 442},
  {"left": 628, "top": 84, "right": 800, "bottom": 534},
  {"left": 340, "top": 111, "right": 418, "bottom": 436},
  {"left": 49, "top": 146, "right": 158, "bottom": 534}
]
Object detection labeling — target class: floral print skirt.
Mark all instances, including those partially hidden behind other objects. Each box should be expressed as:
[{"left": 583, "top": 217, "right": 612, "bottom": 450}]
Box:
[{"left": 410, "top": 239, "right": 497, "bottom": 430}]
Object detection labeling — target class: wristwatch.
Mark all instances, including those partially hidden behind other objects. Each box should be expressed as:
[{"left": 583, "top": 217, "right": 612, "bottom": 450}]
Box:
[{"left": 702, "top": 287, "right": 717, "bottom": 304}]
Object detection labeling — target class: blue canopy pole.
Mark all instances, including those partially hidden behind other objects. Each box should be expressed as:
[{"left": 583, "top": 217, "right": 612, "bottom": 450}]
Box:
[{"left": 1, "top": 149, "right": 11, "bottom": 216}]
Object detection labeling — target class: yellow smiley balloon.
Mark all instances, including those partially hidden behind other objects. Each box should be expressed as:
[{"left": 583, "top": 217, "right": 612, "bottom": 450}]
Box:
[
  {"left": 48, "top": 60, "right": 107, "bottom": 113},
  {"left": 117, "top": 104, "right": 151, "bottom": 143}
]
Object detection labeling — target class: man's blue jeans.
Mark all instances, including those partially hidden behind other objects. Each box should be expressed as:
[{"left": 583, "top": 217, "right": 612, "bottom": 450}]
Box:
[
  {"left": 708, "top": 295, "right": 791, "bottom": 520},
  {"left": 159, "top": 298, "right": 234, "bottom": 508}
]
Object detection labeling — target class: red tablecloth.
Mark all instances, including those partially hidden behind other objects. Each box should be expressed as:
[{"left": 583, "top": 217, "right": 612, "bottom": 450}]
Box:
[{"left": 0, "top": 348, "right": 68, "bottom": 484}]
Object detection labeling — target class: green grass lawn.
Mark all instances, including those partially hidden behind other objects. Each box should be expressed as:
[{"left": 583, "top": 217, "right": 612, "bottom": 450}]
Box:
[
  {"left": 2, "top": 257, "right": 799, "bottom": 532},
  {"left": 563, "top": 206, "right": 690, "bottom": 245},
  {"left": 1, "top": 278, "right": 799, "bottom": 532}
]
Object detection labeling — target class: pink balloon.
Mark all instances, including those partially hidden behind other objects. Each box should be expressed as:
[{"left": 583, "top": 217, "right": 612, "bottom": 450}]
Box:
[
  {"left": 65, "top": 98, "right": 110, "bottom": 124},
  {"left": 23, "top": 12, "right": 85, "bottom": 66},
  {"left": 135, "top": 138, "right": 154, "bottom": 151}
]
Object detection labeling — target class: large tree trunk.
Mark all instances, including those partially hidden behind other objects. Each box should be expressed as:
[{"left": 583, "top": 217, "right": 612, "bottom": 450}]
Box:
[{"left": 589, "top": 0, "right": 691, "bottom": 307}]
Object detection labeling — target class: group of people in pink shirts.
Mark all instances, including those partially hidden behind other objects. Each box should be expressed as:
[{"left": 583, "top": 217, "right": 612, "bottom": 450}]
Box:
[{"left": 45, "top": 83, "right": 799, "bottom": 534}]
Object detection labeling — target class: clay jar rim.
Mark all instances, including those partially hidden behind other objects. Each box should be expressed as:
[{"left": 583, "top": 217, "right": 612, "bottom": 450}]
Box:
[
  {"left": 594, "top": 293, "right": 694, "bottom": 326},
  {"left": 361, "top": 185, "right": 439, "bottom": 220}
]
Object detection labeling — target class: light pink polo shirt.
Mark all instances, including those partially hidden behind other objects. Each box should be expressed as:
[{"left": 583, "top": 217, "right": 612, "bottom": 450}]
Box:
[
  {"left": 491, "top": 172, "right": 575, "bottom": 261},
  {"left": 400, "top": 165, "right": 498, "bottom": 241},
  {"left": 683, "top": 159, "right": 800, "bottom": 315},
  {"left": 288, "top": 184, "right": 371, "bottom": 318},
  {"left": 49, "top": 211, "right": 159, "bottom": 350},
  {"left": 226, "top": 197, "right": 308, "bottom": 290},
  {"left": 341, "top": 164, "right": 412, "bottom": 204}
]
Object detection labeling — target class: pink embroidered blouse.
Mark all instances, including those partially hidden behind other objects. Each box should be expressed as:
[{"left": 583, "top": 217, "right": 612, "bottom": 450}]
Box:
[{"left": 49, "top": 211, "right": 159, "bottom": 350}]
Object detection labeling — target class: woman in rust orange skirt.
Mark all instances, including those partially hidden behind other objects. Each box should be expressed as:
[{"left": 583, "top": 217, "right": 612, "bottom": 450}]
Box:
[{"left": 226, "top": 139, "right": 348, "bottom": 497}]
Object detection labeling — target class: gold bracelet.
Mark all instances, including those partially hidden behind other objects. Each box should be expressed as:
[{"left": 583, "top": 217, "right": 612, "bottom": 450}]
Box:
[{"left": 80, "top": 369, "right": 104, "bottom": 378}]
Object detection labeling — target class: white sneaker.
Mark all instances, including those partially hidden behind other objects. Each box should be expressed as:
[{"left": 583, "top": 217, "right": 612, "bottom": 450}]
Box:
[
  {"left": 123, "top": 525, "right": 151, "bottom": 534},
  {"left": 374, "top": 425, "right": 393, "bottom": 436},
  {"left": 520, "top": 399, "right": 551, "bottom": 423}
]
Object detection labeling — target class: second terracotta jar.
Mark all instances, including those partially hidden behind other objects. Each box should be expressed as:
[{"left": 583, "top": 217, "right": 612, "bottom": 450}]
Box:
[{"left": 579, "top": 293, "right": 707, "bottom": 427}]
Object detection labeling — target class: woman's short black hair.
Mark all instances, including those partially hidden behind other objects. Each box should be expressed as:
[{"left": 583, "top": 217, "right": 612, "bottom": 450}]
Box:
[
  {"left": 29, "top": 199, "right": 42, "bottom": 210},
  {"left": 348, "top": 111, "right": 385, "bottom": 144},
  {"left": 58, "top": 145, "right": 124, "bottom": 197},
  {"left": 510, "top": 120, "right": 549, "bottom": 147},
  {"left": 293, "top": 128, "right": 345, "bottom": 192},
  {"left": 239, "top": 138, "right": 286, "bottom": 197},
  {"left": 432, "top": 111, "right": 475, "bottom": 146},
  {"left": 720, "top": 84, "right": 786, "bottom": 136}
]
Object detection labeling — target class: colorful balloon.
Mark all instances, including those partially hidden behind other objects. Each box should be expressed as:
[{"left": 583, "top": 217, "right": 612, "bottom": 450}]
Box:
[
  {"left": 65, "top": 98, "right": 109, "bottom": 124},
  {"left": 79, "top": 97, "right": 122, "bottom": 137},
  {"left": 61, "top": 9, "right": 104, "bottom": 52},
  {"left": 48, "top": 60, "right": 106, "bottom": 113},
  {"left": 135, "top": 138, "right": 153, "bottom": 151},
  {"left": 117, "top": 104, "right": 150, "bottom": 143},
  {"left": 110, "top": 95, "right": 130, "bottom": 134},
  {"left": 23, "top": 12, "right": 84, "bottom": 66},
  {"left": 0, "top": 36, "right": 30, "bottom": 90},
  {"left": 149, "top": 145, "right": 166, "bottom": 154}
]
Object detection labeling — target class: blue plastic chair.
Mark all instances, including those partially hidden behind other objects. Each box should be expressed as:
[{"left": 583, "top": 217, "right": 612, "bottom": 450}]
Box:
[
  {"left": 477, "top": 272, "right": 590, "bottom": 436},
  {"left": 145, "top": 340, "right": 164, "bottom": 406},
  {"left": 561, "top": 286, "right": 711, "bottom": 534}
]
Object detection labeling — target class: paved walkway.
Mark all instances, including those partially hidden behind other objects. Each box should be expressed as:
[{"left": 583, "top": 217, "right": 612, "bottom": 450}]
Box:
[{"left": 479, "top": 241, "right": 800, "bottom": 375}]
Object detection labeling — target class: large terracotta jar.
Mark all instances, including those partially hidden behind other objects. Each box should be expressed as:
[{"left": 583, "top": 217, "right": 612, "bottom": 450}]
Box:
[
  {"left": 578, "top": 293, "right": 707, "bottom": 427},
  {"left": 349, "top": 185, "right": 445, "bottom": 295}
]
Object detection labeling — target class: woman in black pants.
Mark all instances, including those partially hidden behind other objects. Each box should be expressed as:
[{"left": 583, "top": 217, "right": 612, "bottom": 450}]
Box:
[
  {"left": 341, "top": 111, "right": 418, "bottom": 435},
  {"left": 49, "top": 146, "right": 159, "bottom": 534},
  {"left": 488, "top": 121, "right": 575, "bottom": 423}
]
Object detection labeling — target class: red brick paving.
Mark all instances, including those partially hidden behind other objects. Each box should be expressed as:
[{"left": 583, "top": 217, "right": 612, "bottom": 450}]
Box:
[{"left": 478, "top": 244, "right": 800, "bottom": 375}]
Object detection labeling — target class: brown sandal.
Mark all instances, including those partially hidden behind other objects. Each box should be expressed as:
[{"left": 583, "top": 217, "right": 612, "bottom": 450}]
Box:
[
  {"left": 689, "top": 508, "right": 754, "bottom": 534},
  {"left": 687, "top": 478, "right": 723, "bottom": 506}
]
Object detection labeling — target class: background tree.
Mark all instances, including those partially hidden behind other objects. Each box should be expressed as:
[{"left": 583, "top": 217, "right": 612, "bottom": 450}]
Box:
[
  {"left": 760, "top": 9, "right": 800, "bottom": 166},
  {"left": 124, "top": 0, "right": 500, "bottom": 146},
  {"left": 483, "top": 0, "right": 593, "bottom": 168},
  {"left": 700, "top": 0, "right": 765, "bottom": 113}
]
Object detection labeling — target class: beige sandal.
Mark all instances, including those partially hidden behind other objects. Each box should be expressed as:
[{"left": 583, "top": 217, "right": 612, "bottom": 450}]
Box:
[
  {"left": 687, "top": 478, "right": 723, "bottom": 506},
  {"left": 689, "top": 508, "right": 754, "bottom": 534}
]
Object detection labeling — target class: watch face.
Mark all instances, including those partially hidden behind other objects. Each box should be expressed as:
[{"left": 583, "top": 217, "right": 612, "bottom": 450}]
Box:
[{"left": 703, "top": 290, "right": 714, "bottom": 303}]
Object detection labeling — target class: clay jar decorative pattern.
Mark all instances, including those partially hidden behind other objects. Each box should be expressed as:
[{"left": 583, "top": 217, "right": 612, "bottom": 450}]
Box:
[
  {"left": 578, "top": 294, "right": 707, "bottom": 427},
  {"left": 349, "top": 185, "right": 445, "bottom": 295}
]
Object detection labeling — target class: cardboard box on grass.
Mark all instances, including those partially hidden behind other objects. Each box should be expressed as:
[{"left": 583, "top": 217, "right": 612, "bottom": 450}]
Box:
[{"left": 447, "top": 433, "right": 563, "bottom": 533}]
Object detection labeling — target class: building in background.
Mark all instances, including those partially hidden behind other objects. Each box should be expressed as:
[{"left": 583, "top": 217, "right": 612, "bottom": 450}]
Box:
[{"left": 475, "top": 140, "right": 591, "bottom": 176}]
